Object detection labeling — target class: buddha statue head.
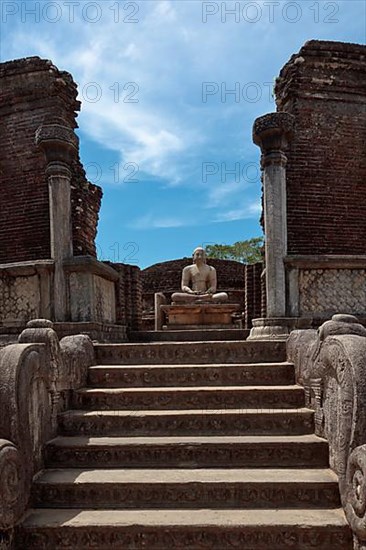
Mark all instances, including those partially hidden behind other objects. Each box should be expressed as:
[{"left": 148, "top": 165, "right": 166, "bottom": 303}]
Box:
[{"left": 192, "top": 247, "right": 207, "bottom": 265}]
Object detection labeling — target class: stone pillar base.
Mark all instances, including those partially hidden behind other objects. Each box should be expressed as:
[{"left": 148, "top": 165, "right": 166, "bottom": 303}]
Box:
[{"left": 247, "top": 317, "right": 312, "bottom": 340}]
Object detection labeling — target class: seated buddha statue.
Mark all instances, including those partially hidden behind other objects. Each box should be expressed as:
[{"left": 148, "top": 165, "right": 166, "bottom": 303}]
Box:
[{"left": 171, "top": 247, "right": 228, "bottom": 304}]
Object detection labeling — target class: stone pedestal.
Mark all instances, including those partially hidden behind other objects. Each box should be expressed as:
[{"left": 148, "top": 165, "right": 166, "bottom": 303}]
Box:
[{"left": 161, "top": 303, "right": 240, "bottom": 330}]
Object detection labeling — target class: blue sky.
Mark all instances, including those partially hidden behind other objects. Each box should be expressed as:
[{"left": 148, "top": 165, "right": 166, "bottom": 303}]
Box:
[{"left": 1, "top": 1, "right": 365, "bottom": 267}]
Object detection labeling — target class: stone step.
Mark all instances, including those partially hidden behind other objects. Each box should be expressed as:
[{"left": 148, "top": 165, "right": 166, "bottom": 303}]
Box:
[
  {"left": 45, "top": 435, "right": 329, "bottom": 468},
  {"left": 59, "top": 408, "right": 314, "bottom": 437},
  {"left": 17, "top": 508, "right": 352, "bottom": 549},
  {"left": 94, "top": 340, "right": 286, "bottom": 365},
  {"left": 129, "top": 329, "right": 250, "bottom": 342},
  {"left": 72, "top": 385, "right": 305, "bottom": 410},
  {"left": 32, "top": 467, "right": 340, "bottom": 509},
  {"left": 88, "top": 362, "right": 295, "bottom": 388}
]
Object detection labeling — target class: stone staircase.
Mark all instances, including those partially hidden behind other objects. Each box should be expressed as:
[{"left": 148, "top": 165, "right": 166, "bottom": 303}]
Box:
[{"left": 17, "top": 338, "right": 352, "bottom": 549}]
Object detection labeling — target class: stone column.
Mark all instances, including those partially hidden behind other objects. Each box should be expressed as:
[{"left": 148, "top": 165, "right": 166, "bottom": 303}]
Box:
[
  {"left": 253, "top": 112, "right": 294, "bottom": 317},
  {"left": 35, "top": 124, "right": 78, "bottom": 321},
  {"left": 248, "top": 112, "right": 311, "bottom": 339}
]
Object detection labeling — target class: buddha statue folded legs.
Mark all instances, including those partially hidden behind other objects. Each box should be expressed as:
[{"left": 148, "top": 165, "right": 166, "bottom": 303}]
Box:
[{"left": 171, "top": 291, "right": 228, "bottom": 304}]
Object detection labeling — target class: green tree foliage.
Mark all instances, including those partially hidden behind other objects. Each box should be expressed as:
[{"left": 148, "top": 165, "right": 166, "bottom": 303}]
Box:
[{"left": 205, "top": 237, "right": 264, "bottom": 264}]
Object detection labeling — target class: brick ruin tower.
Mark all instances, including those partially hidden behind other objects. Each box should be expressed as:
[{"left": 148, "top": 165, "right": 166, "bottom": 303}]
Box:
[
  {"left": 0, "top": 57, "right": 141, "bottom": 339},
  {"left": 0, "top": 57, "right": 102, "bottom": 263},
  {"left": 249, "top": 40, "right": 366, "bottom": 338}
]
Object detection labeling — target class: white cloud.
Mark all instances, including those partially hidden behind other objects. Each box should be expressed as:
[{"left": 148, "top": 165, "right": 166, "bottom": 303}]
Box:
[
  {"left": 151, "top": 1, "right": 177, "bottom": 22},
  {"left": 123, "top": 43, "right": 141, "bottom": 61},
  {"left": 206, "top": 180, "right": 245, "bottom": 208},
  {"left": 214, "top": 201, "right": 261, "bottom": 222},
  {"left": 80, "top": 99, "right": 186, "bottom": 183},
  {"left": 129, "top": 214, "right": 186, "bottom": 230},
  {"left": 3, "top": 0, "right": 364, "bottom": 234},
  {"left": 4, "top": 0, "right": 267, "bottom": 192}
]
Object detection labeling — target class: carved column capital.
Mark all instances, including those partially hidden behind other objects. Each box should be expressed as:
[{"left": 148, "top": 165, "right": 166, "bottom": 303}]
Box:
[
  {"left": 35, "top": 123, "right": 78, "bottom": 173},
  {"left": 253, "top": 112, "right": 295, "bottom": 165}
]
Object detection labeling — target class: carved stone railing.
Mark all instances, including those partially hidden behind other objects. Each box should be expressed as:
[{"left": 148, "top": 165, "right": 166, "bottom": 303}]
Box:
[
  {"left": 0, "top": 319, "right": 95, "bottom": 547},
  {"left": 287, "top": 314, "right": 366, "bottom": 549}
]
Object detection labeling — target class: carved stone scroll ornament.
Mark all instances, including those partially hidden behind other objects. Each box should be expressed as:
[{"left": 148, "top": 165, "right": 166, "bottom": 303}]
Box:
[
  {"left": 287, "top": 314, "right": 366, "bottom": 546},
  {"left": 59, "top": 333, "right": 95, "bottom": 411},
  {"left": 0, "top": 319, "right": 95, "bottom": 534},
  {"left": 0, "top": 344, "right": 52, "bottom": 493},
  {"left": 18, "top": 320, "right": 95, "bottom": 423},
  {"left": 19, "top": 319, "right": 63, "bottom": 433},
  {"left": 0, "top": 439, "right": 25, "bottom": 530},
  {"left": 346, "top": 445, "right": 366, "bottom": 546}
]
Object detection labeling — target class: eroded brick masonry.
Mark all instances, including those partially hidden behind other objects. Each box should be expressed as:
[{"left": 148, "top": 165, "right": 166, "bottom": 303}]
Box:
[
  {"left": 275, "top": 40, "right": 366, "bottom": 255},
  {"left": 0, "top": 57, "right": 102, "bottom": 264}
]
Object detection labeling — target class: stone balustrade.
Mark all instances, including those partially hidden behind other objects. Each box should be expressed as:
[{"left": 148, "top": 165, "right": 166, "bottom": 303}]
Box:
[
  {"left": 0, "top": 319, "right": 95, "bottom": 546},
  {"left": 287, "top": 314, "right": 366, "bottom": 549}
]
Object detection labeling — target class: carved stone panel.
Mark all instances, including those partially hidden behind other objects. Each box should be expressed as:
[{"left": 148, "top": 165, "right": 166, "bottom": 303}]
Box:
[
  {"left": 299, "top": 269, "right": 366, "bottom": 315},
  {"left": 0, "top": 274, "right": 40, "bottom": 324},
  {"left": 93, "top": 275, "right": 115, "bottom": 323},
  {"left": 68, "top": 273, "right": 116, "bottom": 323}
]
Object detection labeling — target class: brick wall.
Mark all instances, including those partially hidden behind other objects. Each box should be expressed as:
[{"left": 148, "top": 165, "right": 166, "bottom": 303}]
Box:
[
  {"left": 71, "top": 161, "right": 103, "bottom": 257},
  {"left": 0, "top": 56, "right": 102, "bottom": 264},
  {"left": 105, "top": 262, "right": 142, "bottom": 331},
  {"left": 275, "top": 40, "right": 366, "bottom": 255},
  {"left": 244, "top": 262, "right": 264, "bottom": 328}
]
